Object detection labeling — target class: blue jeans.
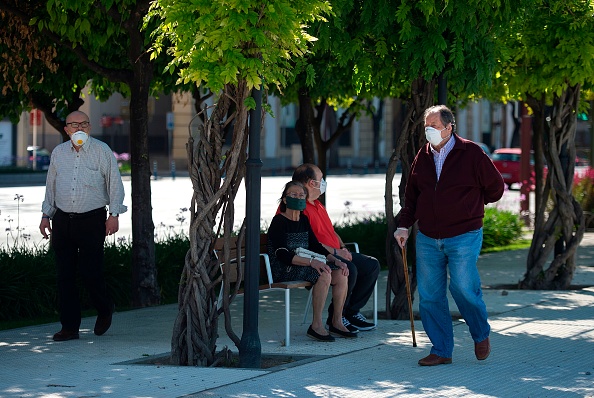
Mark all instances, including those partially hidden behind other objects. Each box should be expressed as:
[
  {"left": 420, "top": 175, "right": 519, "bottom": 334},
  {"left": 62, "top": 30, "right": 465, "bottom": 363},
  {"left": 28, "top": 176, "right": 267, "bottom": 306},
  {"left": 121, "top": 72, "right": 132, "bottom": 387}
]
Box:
[{"left": 416, "top": 229, "right": 490, "bottom": 358}]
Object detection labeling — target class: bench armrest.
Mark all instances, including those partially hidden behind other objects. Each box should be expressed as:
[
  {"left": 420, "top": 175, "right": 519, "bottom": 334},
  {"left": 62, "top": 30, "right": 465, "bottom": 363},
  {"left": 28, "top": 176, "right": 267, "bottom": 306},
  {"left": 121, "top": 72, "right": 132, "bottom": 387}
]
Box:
[{"left": 343, "top": 242, "right": 360, "bottom": 253}]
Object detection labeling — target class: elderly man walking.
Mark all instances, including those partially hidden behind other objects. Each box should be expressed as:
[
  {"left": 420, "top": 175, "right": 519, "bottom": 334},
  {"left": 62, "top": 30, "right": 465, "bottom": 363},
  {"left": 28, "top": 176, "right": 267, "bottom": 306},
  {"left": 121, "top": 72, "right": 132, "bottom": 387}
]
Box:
[
  {"left": 39, "top": 111, "right": 127, "bottom": 342},
  {"left": 395, "top": 105, "right": 504, "bottom": 366}
]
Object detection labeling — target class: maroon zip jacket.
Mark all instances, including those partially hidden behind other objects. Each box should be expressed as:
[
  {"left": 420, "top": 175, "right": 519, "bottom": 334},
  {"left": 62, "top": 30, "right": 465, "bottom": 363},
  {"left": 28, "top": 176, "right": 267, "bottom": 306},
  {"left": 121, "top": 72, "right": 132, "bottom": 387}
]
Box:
[{"left": 398, "top": 134, "right": 504, "bottom": 239}]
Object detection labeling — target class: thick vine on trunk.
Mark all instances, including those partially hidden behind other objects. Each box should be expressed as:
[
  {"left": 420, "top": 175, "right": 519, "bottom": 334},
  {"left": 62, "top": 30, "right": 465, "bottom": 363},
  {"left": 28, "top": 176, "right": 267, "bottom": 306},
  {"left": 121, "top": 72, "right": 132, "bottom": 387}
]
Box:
[
  {"left": 385, "top": 78, "right": 434, "bottom": 319},
  {"left": 171, "top": 82, "right": 250, "bottom": 366},
  {"left": 520, "top": 83, "right": 585, "bottom": 290}
]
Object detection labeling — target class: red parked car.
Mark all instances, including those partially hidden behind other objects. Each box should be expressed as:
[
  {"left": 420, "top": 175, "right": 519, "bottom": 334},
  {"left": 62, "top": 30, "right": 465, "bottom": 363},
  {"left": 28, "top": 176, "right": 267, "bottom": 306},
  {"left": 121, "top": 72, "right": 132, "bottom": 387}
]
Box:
[{"left": 491, "top": 148, "right": 536, "bottom": 188}]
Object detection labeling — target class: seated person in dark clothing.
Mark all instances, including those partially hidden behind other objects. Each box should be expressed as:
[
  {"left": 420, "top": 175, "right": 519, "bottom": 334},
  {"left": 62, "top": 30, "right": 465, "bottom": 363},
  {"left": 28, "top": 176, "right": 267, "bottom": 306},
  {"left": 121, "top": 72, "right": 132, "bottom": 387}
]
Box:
[{"left": 267, "top": 181, "right": 357, "bottom": 341}]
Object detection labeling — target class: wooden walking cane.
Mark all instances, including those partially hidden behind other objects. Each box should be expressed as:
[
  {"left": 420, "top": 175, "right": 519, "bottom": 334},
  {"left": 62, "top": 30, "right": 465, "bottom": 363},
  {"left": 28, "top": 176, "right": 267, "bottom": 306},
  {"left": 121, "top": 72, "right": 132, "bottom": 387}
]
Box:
[{"left": 401, "top": 244, "right": 417, "bottom": 347}]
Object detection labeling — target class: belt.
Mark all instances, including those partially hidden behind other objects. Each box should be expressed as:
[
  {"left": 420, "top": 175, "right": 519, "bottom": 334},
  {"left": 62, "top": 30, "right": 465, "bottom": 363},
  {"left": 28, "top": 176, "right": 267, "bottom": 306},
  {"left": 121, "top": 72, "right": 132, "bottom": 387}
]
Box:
[{"left": 56, "top": 207, "right": 106, "bottom": 219}]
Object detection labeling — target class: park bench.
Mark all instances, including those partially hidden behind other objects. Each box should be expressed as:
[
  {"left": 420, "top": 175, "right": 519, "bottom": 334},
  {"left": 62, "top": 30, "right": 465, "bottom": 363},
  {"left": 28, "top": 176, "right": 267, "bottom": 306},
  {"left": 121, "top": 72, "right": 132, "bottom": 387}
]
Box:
[{"left": 214, "top": 233, "right": 377, "bottom": 347}]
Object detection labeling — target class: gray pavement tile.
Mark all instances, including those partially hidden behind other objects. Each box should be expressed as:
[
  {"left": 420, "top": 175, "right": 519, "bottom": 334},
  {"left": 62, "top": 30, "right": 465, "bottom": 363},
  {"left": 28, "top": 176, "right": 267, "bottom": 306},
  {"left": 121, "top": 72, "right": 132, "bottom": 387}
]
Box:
[
  {"left": 190, "top": 289, "right": 594, "bottom": 398},
  {"left": 2, "top": 179, "right": 594, "bottom": 398}
]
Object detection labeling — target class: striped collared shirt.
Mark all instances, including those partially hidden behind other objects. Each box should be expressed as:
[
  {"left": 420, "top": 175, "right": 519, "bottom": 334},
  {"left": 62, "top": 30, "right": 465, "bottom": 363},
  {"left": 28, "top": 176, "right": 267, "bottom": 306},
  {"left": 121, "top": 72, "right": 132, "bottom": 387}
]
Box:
[
  {"left": 430, "top": 135, "right": 455, "bottom": 181},
  {"left": 42, "top": 137, "right": 127, "bottom": 217}
]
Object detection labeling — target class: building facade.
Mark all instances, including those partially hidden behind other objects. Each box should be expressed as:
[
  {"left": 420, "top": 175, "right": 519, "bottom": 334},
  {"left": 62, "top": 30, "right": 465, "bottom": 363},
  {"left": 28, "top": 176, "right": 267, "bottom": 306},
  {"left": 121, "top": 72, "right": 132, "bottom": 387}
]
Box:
[{"left": 5, "top": 92, "right": 591, "bottom": 173}]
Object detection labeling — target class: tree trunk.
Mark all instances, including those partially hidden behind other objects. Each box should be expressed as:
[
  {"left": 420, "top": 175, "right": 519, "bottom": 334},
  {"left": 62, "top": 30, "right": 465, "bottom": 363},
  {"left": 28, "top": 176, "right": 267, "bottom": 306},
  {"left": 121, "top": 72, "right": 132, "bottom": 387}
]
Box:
[
  {"left": 526, "top": 94, "right": 546, "bottom": 228},
  {"left": 371, "top": 99, "right": 385, "bottom": 164},
  {"left": 128, "top": 22, "right": 159, "bottom": 307},
  {"left": 295, "top": 94, "right": 358, "bottom": 207},
  {"left": 171, "top": 82, "right": 250, "bottom": 366},
  {"left": 325, "top": 105, "right": 340, "bottom": 169},
  {"left": 385, "top": 77, "right": 434, "bottom": 319},
  {"left": 520, "top": 83, "right": 585, "bottom": 289},
  {"left": 295, "top": 88, "right": 316, "bottom": 164},
  {"left": 315, "top": 102, "right": 355, "bottom": 175}
]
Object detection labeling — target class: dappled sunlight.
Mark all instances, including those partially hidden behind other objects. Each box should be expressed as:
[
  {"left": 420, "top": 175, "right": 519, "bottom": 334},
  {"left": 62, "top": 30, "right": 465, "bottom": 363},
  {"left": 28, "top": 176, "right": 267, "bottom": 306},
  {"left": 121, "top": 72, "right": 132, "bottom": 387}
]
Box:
[
  {"left": 533, "top": 303, "right": 577, "bottom": 311},
  {"left": 307, "top": 382, "right": 415, "bottom": 397},
  {"left": 536, "top": 290, "right": 594, "bottom": 308},
  {"left": 545, "top": 382, "right": 594, "bottom": 396},
  {"left": 0, "top": 335, "right": 52, "bottom": 353},
  {"left": 265, "top": 389, "right": 299, "bottom": 397},
  {"left": 306, "top": 383, "right": 497, "bottom": 398},
  {"left": 383, "top": 330, "right": 429, "bottom": 348},
  {"left": 0, "top": 341, "right": 29, "bottom": 347},
  {"left": 492, "top": 316, "right": 594, "bottom": 341}
]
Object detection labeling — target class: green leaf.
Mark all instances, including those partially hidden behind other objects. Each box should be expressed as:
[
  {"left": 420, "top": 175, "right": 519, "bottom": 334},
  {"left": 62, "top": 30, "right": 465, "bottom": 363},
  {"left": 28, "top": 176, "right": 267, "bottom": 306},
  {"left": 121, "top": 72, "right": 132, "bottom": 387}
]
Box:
[{"left": 244, "top": 96, "right": 256, "bottom": 110}]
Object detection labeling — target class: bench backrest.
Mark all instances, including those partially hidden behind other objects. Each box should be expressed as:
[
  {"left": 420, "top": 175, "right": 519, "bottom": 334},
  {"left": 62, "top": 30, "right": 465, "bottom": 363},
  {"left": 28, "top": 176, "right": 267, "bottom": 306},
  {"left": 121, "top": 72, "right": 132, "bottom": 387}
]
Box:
[{"left": 213, "top": 233, "right": 270, "bottom": 287}]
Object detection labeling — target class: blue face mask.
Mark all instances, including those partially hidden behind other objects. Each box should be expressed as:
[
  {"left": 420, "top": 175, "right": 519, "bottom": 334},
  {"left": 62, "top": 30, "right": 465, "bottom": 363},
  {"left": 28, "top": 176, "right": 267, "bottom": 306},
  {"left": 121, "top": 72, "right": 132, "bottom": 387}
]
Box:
[{"left": 285, "top": 196, "right": 306, "bottom": 211}]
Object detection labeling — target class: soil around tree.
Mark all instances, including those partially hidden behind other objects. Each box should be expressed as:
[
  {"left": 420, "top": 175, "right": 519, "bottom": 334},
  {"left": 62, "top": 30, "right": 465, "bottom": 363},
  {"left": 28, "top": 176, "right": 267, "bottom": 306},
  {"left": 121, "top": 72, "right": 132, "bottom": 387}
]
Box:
[{"left": 126, "top": 352, "right": 322, "bottom": 370}]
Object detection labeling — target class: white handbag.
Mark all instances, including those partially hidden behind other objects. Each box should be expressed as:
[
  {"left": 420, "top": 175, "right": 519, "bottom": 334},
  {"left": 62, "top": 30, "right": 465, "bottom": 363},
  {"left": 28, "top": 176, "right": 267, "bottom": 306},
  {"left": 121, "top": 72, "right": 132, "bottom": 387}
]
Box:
[{"left": 294, "top": 247, "right": 326, "bottom": 263}]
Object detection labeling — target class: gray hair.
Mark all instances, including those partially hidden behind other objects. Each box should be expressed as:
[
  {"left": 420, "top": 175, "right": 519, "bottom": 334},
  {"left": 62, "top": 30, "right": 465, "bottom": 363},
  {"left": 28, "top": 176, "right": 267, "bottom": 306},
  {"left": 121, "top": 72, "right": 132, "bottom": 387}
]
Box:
[{"left": 424, "top": 105, "right": 456, "bottom": 132}]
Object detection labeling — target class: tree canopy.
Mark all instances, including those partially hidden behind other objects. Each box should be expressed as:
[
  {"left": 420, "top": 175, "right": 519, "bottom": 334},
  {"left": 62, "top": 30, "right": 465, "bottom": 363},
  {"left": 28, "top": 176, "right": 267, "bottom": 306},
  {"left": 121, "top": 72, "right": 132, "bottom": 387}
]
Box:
[
  {"left": 0, "top": 0, "right": 190, "bottom": 307},
  {"left": 492, "top": 0, "right": 594, "bottom": 289},
  {"left": 153, "top": 0, "right": 331, "bottom": 94},
  {"left": 0, "top": 6, "right": 92, "bottom": 135}
]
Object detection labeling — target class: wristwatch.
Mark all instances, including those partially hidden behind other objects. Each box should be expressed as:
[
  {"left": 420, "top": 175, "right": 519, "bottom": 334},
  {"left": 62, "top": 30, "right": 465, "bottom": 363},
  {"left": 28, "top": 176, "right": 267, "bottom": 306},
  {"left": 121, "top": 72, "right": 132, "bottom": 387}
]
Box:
[{"left": 110, "top": 212, "right": 119, "bottom": 217}]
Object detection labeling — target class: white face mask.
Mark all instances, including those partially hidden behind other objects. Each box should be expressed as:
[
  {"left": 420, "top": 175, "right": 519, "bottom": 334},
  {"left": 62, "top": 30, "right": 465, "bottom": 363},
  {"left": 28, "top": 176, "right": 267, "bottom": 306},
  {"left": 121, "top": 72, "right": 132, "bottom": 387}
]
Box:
[
  {"left": 319, "top": 179, "right": 327, "bottom": 195},
  {"left": 425, "top": 126, "right": 447, "bottom": 147},
  {"left": 313, "top": 178, "right": 327, "bottom": 195},
  {"left": 71, "top": 131, "right": 89, "bottom": 147}
]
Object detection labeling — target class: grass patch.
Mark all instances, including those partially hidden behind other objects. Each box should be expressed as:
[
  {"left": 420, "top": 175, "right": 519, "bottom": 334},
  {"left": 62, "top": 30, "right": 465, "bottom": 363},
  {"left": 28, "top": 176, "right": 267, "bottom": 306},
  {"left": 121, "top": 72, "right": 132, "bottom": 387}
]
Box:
[{"left": 481, "top": 239, "right": 532, "bottom": 253}]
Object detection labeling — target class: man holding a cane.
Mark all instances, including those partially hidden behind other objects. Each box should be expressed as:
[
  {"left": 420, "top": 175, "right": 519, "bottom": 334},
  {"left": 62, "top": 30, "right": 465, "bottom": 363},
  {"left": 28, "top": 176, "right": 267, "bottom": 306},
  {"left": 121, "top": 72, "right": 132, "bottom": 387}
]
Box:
[{"left": 394, "top": 105, "right": 504, "bottom": 366}]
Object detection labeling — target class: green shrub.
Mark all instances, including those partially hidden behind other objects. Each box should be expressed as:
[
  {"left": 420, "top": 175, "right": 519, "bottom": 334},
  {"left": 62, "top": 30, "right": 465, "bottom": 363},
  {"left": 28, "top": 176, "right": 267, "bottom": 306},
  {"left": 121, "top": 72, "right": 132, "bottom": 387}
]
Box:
[
  {"left": 0, "top": 246, "right": 57, "bottom": 322},
  {"left": 155, "top": 234, "right": 188, "bottom": 304},
  {"left": 0, "top": 209, "right": 522, "bottom": 327},
  {"left": 334, "top": 214, "right": 388, "bottom": 267},
  {"left": 333, "top": 207, "right": 523, "bottom": 267},
  {"left": 103, "top": 234, "right": 188, "bottom": 308},
  {"left": 482, "top": 207, "right": 524, "bottom": 249},
  {"left": 0, "top": 234, "right": 188, "bottom": 326},
  {"left": 573, "top": 168, "right": 594, "bottom": 222},
  {"left": 103, "top": 240, "right": 133, "bottom": 307}
]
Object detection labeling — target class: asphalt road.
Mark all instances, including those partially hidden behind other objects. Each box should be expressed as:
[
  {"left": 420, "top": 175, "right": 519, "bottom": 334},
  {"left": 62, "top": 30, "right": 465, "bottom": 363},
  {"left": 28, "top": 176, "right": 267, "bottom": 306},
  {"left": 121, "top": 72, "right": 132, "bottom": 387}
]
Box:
[{"left": 1, "top": 173, "right": 412, "bottom": 248}]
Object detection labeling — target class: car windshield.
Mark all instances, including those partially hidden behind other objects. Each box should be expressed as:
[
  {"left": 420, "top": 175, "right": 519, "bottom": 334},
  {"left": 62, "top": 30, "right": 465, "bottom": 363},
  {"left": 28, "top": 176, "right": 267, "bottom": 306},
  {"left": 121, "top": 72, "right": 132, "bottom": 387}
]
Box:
[
  {"left": 492, "top": 153, "right": 520, "bottom": 162},
  {"left": 492, "top": 152, "right": 535, "bottom": 165}
]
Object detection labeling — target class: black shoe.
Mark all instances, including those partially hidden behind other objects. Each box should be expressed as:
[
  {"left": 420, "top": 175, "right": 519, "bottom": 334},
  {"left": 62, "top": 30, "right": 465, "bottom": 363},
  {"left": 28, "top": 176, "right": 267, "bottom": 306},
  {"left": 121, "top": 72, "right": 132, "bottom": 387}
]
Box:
[
  {"left": 94, "top": 310, "right": 113, "bottom": 336},
  {"left": 53, "top": 329, "right": 80, "bottom": 342},
  {"left": 307, "top": 326, "right": 335, "bottom": 342},
  {"left": 328, "top": 325, "right": 358, "bottom": 338},
  {"left": 326, "top": 316, "right": 359, "bottom": 333},
  {"left": 346, "top": 313, "right": 376, "bottom": 331}
]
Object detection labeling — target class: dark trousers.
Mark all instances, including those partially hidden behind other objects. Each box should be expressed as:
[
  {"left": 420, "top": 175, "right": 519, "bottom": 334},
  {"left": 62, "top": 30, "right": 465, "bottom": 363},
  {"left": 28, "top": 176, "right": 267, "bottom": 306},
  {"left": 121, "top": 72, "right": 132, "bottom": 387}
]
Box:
[
  {"left": 52, "top": 208, "right": 111, "bottom": 331},
  {"left": 329, "top": 252, "right": 380, "bottom": 318}
]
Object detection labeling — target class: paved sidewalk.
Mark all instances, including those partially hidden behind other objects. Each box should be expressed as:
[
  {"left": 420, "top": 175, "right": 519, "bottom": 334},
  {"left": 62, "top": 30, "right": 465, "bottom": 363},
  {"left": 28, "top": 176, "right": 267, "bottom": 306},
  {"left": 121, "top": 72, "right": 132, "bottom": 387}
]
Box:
[{"left": 1, "top": 237, "right": 594, "bottom": 397}]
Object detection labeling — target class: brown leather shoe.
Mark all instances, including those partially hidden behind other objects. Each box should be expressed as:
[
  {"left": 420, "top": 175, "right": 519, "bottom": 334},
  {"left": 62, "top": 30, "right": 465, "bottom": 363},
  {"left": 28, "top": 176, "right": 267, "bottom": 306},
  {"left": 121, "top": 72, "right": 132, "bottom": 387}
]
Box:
[
  {"left": 475, "top": 337, "right": 491, "bottom": 360},
  {"left": 53, "top": 329, "right": 79, "bottom": 342},
  {"left": 94, "top": 311, "right": 113, "bottom": 336},
  {"left": 418, "top": 353, "right": 452, "bottom": 366}
]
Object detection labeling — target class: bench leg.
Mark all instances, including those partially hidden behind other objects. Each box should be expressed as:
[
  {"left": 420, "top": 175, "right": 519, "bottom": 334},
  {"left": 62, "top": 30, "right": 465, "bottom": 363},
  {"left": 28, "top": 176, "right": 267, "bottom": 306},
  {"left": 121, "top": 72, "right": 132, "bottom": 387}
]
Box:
[
  {"left": 373, "top": 281, "right": 378, "bottom": 326},
  {"left": 216, "top": 286, "right": 223, "bottom": 311},
  {"left": 285, "top": 289, "right": 291, "bottom": 348},
  {"left": 302, "top": 289, "right": 313, "bottom": 325}
]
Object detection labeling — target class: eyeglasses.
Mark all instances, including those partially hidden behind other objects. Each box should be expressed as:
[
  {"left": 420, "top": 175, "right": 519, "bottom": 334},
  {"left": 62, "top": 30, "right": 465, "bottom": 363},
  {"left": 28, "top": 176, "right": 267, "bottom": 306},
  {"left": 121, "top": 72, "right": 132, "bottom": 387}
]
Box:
[
  {"left": 66, "top": 121, "right": 90, "bottom": 128},
  {"left": 286, "top": 193, "right": 306, "bottom": 199}
]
